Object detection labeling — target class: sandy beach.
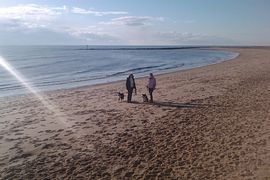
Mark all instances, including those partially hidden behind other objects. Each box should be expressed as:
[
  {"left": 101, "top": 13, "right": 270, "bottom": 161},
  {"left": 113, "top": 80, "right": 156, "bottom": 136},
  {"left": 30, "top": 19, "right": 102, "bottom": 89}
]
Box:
[{"left": 0, "top": 47, "right": 269, "bottom": 179}]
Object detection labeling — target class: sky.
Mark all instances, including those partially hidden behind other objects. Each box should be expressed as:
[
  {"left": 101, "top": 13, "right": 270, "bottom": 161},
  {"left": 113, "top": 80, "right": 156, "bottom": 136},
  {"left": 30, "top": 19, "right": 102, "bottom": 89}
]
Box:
[{"left": 0, "top": 0, "right": 270, "bottom": 45}]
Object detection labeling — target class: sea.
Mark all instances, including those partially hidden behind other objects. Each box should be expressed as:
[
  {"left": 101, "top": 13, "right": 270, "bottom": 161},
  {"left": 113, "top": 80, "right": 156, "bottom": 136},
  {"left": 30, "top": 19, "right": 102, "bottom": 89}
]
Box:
[{"left": 0, "top": 46, "right": 239, "bottom": 98}]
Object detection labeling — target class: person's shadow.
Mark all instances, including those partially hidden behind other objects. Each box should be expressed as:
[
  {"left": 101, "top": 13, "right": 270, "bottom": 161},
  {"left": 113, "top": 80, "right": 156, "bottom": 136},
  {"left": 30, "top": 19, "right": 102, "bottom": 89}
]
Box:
[
  {"left": 152, "top": 101, "right": 201, "bottom": 108},
  {"left": 131, "top": 100, "right": 206, "bottom": 108}
]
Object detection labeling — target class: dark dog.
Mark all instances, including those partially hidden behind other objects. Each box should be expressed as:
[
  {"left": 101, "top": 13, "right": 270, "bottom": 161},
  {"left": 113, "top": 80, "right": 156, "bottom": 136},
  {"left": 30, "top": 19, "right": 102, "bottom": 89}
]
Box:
[
  {"left": 118, "top": 92, "right": 124, "bottom": 102},
  {"left": 142, "top": 94, "right": 149, "bottom": 102}
]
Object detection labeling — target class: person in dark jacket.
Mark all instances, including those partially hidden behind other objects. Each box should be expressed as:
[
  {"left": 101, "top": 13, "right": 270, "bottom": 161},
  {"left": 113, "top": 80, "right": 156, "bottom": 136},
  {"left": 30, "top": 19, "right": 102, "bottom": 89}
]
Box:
[{"left": 126, "top": 74, "right": 137, "bottom": 103}]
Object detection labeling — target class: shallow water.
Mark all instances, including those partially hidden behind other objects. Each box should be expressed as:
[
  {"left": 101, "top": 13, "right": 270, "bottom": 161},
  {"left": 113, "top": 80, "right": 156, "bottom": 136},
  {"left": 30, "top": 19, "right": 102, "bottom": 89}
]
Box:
[{"left": 0, "top": 46, "right": 238, "bottom": 97}]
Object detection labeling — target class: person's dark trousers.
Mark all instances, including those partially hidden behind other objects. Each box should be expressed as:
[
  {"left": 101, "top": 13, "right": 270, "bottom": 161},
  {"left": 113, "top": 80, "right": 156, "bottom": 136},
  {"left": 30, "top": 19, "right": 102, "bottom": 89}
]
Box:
[
  {"left": 127, "top": 90, "right": 133, "bottom": 103},
  {"left": 149, "top": 88, "right": 154, "bottom": 103}
]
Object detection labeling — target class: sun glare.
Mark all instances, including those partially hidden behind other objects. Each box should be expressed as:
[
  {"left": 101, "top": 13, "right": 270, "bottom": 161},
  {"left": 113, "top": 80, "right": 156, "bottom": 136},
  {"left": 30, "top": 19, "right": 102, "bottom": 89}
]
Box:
[{"left": 0, "top": 56, "right": 70, "bottom": 127}]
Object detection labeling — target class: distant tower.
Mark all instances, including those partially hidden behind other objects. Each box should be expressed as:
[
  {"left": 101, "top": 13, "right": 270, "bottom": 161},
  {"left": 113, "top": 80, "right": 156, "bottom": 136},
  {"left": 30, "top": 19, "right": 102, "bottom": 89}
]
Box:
[{"left": 86, "top": 45, "right": 88, "bottom": 50}]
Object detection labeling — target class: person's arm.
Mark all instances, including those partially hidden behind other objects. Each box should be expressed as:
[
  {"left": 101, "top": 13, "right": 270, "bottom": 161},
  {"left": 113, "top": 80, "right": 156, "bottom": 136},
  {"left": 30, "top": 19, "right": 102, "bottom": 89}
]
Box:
[
  {"left": 153, "top": 78, "right": 156, "bottom": 89},
  {"left": 134, "top": 79, "right": 137, "bottom": 95},
  {"left": 126, "top": 78, "right": 129, "bottom": 90}
]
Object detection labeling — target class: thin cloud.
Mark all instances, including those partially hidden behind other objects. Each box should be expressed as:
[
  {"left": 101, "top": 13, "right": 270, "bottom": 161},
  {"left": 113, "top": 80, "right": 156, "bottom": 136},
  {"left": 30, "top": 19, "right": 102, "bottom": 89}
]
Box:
[
  {"left": 71, "top": 7, "right": 128, "bottom": 16},
  {"left": 67, "top": 27, "right": 121, "bottom": 44},
  {"left": 0, "top": 4, "right": 67, "bottom": 30},
  {"left": 153, "top": 31, "right": 236, "bottom": 45},
  {"left": 156, "top": 31, "right": 204, "bottom": 41},
  {"left": 0, "top": 4, "right": 67, "bottom": 19},
  {"left": 100, "top": 16, "right": 164, "bottom": 26}
]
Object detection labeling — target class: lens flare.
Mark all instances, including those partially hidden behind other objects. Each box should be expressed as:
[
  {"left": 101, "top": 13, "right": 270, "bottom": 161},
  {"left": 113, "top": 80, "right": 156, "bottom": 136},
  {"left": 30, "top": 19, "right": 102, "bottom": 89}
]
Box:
[{"left": 0, "top": 56, "right": 69, "bottom": 127}]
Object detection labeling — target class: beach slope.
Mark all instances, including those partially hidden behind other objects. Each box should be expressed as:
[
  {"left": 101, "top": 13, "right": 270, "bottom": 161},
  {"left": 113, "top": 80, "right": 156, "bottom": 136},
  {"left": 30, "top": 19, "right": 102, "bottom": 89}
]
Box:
[{"left": 0, "top": 47, "right": 269, "bottom": 179}]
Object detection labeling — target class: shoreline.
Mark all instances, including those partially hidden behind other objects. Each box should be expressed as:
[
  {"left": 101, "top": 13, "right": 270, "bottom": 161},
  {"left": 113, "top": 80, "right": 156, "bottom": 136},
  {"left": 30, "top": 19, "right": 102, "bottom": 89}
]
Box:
[
  {"left": 0, "top": 47, "right": 269, "bottom": 179},
  {"left": 0, "top": 48, "right": 239, "bottom": 100}
]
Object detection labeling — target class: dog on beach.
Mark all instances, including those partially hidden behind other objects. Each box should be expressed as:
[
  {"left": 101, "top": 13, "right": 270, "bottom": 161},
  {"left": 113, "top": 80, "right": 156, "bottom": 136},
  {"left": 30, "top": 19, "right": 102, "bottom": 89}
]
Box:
[
  {"left": 142, "top": 94, "right": 149, "bottom": 102},
  {"left": 117, "top": 92, "right": 124, "bottom": 102}
]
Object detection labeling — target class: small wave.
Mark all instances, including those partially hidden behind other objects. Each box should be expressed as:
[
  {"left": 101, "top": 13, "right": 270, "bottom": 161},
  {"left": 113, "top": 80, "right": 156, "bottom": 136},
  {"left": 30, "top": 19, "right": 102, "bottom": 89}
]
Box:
[
  {"left": 0, "top": 84, "right": 25, "bottom": 91},
  {"left": 74, "top": 68, "right": 97, "bottom": 75},
  {"left": 19, "top": 58, "right": 79, "bottom": 70},
  {"left": 76, "top": 46, "right": 200, "bottom": 51},
  {"left": 158, "top": 63, "right": 185, "bottom": 71},
  {"left": 109, "top": 64, "right": 167, "bottom": 77},
  {"left": 29, "top": 75, "right": 107, "bottom": 87}
]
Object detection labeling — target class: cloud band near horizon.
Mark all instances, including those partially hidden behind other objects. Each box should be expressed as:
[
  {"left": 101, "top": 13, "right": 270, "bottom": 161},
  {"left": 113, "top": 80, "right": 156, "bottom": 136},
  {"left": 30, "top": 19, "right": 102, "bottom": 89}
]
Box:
[{"left": 0, "top": 3, "right": 242, "bottom": 45}]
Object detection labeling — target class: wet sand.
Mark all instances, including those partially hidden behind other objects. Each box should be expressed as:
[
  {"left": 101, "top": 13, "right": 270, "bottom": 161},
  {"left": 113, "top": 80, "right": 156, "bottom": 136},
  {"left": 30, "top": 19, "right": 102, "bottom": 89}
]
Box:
[{"left": 0, "top": 47, "right": 270, "bottom": 179}]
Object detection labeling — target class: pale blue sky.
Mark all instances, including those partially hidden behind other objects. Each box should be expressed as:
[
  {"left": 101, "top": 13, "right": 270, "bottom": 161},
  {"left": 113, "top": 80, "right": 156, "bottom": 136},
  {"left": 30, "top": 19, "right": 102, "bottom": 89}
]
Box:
[{"left": 0, "top": 0, "right": 269, "bottom": 45}]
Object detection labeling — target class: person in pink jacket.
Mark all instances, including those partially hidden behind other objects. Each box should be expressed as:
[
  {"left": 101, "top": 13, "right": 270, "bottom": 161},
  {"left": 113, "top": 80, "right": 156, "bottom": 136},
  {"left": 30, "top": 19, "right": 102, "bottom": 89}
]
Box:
[{"left": 147, "top": 73, "right": 156, "bottom": 103}]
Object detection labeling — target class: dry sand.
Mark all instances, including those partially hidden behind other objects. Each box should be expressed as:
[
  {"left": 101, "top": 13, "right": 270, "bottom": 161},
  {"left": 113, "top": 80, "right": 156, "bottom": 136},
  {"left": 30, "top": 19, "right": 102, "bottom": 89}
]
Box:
[{"left": 0, "top": 47, "right": 269, "bottom": 179}]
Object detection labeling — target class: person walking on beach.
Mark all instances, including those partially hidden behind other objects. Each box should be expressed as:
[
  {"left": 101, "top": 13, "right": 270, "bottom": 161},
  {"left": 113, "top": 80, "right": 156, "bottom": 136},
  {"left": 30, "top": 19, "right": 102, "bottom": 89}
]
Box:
[
  {"left": 126, "top": 74, "right": 137, "bottom": 103},
  {"left": 147, "top": 73, "right": 156, "bottom": 103}
]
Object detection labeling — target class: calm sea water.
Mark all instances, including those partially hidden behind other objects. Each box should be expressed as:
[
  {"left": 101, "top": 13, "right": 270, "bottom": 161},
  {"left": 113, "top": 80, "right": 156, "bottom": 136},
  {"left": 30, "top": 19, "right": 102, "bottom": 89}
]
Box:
[{"left": 0, "top": 46, "right": 238, "bottom": 98}]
